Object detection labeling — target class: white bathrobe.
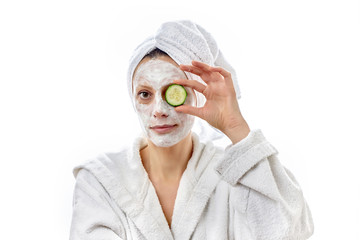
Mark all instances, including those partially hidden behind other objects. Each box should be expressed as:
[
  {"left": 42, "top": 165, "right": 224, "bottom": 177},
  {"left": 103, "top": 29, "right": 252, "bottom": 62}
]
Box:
[{"left": 70, "top": 129, "right": 314, "bottom": 240}]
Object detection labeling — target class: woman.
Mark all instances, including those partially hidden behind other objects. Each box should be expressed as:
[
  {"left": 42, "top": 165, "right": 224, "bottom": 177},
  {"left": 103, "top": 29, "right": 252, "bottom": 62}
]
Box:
[{"left": 70, "top": 20, "right": 314, "bottom": 240}]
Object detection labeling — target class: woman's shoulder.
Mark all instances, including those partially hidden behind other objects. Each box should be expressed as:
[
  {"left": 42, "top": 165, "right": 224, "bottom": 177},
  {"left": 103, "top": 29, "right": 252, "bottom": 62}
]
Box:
[
  {"left": 72, "top": 148, "right": 129, "bottom": 182},
  {"left": 72, "top": 135, "right": 149, "bottom": 198},
  {"left": 73, "top": 135, "right": 146, "bottom": 178}
]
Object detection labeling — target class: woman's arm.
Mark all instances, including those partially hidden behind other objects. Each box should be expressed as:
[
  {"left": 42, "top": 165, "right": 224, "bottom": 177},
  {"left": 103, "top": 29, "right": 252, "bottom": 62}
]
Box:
[
  {"left": 70, "top": 169, "right": 125, "bottom": 240},
  {"left": 173, "top": 61, "right": 314, "bottom": 239}
]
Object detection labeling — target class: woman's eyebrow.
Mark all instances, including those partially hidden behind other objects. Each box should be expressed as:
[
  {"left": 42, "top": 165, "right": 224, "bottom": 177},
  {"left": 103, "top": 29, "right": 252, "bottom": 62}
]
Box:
[{"left": 136, "top": 84, "right": 153, "bottom": 90}]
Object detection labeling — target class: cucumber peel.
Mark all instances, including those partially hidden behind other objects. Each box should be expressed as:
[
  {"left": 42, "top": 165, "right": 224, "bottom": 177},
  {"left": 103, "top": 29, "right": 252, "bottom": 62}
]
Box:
[{"left": 165, "top": 84, "right": 187, "bottom": 107}]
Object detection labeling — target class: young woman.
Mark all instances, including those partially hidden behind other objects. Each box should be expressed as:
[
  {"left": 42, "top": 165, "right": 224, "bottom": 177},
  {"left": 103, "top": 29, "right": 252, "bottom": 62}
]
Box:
[{"left": 70, "top": 20, "right": 314, "bottom": 240}]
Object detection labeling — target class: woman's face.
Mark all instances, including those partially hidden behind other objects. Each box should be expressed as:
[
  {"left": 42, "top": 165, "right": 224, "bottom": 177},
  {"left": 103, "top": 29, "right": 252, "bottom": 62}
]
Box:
[{"left": 132, "top": 56, "right": 196, "bottom": 147}]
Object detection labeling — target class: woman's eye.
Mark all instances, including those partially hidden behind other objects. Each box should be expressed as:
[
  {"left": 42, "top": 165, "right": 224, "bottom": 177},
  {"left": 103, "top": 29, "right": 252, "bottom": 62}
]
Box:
[{"left": 138, "top": 91, "right": 151, "bottom": 100}]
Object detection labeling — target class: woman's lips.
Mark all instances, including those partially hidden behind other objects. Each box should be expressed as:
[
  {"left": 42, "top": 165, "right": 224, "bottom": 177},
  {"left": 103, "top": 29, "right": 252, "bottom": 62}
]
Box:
[{"left": 150, "top": 124, "right": 178, "bottom": 134}]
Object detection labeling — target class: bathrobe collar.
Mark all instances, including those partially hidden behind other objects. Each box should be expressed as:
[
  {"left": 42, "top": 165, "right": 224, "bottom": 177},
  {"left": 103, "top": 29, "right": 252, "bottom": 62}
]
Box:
[{"left": 75, "top": 132, "right": 222, "bottom": 240}]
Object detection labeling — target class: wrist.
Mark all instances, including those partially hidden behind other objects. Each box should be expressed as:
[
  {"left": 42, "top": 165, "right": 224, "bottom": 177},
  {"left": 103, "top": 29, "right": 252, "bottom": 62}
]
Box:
[{"left": 223, "top": 119, "right": 251, "bottom": 145}]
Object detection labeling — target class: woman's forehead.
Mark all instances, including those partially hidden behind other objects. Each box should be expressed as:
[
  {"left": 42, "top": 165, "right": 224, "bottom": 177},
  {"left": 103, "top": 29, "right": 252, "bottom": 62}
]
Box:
[
  {"left": 135, "top": 58, "right": 183, "bottom": 76},
  {"left": 132, "top": 58, "right": 186, "bottom": 89}
]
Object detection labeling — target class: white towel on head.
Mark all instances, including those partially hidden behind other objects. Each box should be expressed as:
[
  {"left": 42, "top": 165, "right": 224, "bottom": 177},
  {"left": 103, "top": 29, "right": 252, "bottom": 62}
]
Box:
[{"left": 127, "top": 20, "right": 241, "bottom": 143}]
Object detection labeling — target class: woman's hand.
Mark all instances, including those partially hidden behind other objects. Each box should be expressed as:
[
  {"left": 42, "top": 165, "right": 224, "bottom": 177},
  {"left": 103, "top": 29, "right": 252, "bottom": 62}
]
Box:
[{"left": 173, "top": 60, "right": 250, "bottom": 144}]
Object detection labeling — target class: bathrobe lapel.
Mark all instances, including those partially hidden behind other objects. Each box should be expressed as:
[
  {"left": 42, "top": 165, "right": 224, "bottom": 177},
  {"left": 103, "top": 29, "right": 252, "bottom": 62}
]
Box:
[
  {"left": 171, "top": 159, "right": 220, "bottom": 239},
  {"left": 123, "top": 136, "right": 175, "bottom": 239},
  {"left": 170, "top": 134, "right": 221, "bottom": 239}
]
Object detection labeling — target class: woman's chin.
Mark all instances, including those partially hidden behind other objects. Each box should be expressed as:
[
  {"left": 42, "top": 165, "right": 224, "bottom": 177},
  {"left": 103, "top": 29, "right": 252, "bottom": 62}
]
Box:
[{"left": 146, "top": 129, "right": 188, "bottom": 148}]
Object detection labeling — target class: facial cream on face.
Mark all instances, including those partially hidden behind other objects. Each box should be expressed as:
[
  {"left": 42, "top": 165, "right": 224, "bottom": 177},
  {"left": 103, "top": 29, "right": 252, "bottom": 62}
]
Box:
[{"left": 132, "top": 59, "right": 196, "bottom": 147}]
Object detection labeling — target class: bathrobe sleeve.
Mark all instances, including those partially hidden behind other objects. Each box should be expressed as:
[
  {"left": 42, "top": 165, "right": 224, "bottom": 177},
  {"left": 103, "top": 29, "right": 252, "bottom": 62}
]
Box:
[
  {"left": 214, "top": 129, "right": 314, "bottom": 240},
  {"left": 70, "top": 169, "right": 125, "bottom": 240}
]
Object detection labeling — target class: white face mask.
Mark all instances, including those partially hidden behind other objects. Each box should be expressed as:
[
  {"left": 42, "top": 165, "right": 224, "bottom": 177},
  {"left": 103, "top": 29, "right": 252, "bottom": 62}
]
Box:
[{"left": 132, "top": 58, "right": 196, "bottom": 147}]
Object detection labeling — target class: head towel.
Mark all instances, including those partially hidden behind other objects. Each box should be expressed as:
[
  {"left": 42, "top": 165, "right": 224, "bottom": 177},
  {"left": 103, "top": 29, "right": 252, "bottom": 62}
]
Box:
[{"left": 127, "top": 20, "right": 241, "bottom": 143}]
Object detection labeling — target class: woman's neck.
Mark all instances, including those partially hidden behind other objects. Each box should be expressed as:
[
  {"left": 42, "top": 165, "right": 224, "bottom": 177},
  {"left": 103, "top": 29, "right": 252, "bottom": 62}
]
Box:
[{"left": 140, "top": 132, "right": 193, "bottom": 183}]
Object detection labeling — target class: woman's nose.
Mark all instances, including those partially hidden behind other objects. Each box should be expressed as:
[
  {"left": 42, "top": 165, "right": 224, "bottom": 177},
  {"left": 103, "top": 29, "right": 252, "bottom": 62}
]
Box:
[
  {"left": 153, "top": 110, "right": 168, "bottom": 118},
  {"left": 153, "top": 96, "right": 169, "bottom": 118}
]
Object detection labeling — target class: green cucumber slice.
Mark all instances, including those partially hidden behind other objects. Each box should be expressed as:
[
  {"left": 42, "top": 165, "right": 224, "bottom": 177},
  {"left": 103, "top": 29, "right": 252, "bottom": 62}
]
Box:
[{"left": 165, "top": 84, "right": 187, "bottom": 107}]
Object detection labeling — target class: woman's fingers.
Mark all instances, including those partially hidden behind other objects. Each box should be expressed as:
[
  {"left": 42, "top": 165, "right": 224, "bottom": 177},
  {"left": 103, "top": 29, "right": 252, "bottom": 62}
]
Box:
[
  {"left": 180, "top": 60, "right": 234, "bottom": 91},
  {"left": 192, "top": 61, "right": 230, "bottom": 77},
  {"left": 173, "top": 79, "right": 206, "bottom": 94},
  {"left": 174, "top": 104, "right": 204, "bottom": 119},
  {"left": 179, "top": 64, "right": 203, "bottom": 76},
  {"left": 189, "top": 60, "right": 231, "bottom": 83},
  {"left": 191, "top": 60, "right": 213, "bottom": 71},
  {"left": 211, "top": 66, "right": 231, "bottom": 77},
  {"left": 210, "top": 66, "right": 233, "bottom": 85},
  {"left": 181, "top": 61, "right": 213, "bottom": 78}
]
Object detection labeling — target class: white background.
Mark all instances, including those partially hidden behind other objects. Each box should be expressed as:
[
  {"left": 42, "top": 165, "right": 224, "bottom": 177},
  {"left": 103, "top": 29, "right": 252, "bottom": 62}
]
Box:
[{"left": 0, "top": 0, "right": 359, "bottom": 239}]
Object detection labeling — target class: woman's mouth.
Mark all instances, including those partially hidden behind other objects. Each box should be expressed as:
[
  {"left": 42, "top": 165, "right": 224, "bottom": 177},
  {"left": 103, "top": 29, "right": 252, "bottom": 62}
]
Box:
[{"left": 150, "top": 124, "right": 178, "bottom": 134}]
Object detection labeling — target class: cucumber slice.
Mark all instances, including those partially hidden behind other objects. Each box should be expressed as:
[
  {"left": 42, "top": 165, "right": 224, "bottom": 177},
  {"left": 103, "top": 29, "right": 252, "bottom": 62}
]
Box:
[{"left": 165, "top": 84, "right": 187, "bottom": 107}]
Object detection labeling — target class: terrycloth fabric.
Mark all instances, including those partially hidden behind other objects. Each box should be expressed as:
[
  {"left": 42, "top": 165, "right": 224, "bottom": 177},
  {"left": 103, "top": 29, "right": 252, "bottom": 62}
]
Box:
[
  {"left": 127, "top": 20, "right": 240, "bottom": 142},
  {"left": 70, "top": 129, "right": 314, "bottom": 240}
]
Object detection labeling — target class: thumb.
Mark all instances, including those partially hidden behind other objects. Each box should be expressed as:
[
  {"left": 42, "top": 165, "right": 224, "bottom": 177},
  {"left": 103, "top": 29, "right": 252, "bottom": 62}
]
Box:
[{"left": 174, "top": 105, "right": 203, "bottom": 119}]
